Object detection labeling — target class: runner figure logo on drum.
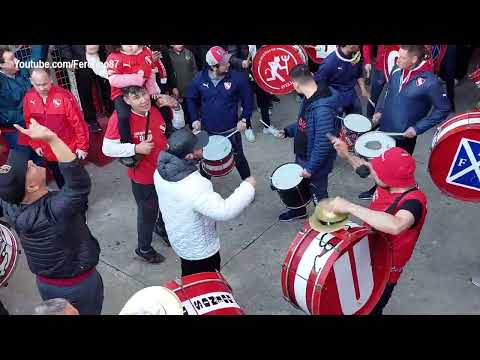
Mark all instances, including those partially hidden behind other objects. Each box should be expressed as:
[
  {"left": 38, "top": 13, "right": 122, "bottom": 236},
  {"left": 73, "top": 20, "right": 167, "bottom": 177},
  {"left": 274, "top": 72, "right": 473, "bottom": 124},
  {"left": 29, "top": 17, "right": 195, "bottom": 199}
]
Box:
[
  {"left": 252, "top": 45, "right": 306, "bottom": 95},
  {"left": 0, "top": 224, "right": 19, "bottom": 287}
]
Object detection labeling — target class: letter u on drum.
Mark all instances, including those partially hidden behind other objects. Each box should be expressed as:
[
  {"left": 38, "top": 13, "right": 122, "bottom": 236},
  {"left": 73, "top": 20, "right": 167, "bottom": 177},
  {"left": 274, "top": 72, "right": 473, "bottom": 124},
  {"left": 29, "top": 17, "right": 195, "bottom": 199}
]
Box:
[{"left": 332, "top": 236, "right": 374, "bottom": 315}]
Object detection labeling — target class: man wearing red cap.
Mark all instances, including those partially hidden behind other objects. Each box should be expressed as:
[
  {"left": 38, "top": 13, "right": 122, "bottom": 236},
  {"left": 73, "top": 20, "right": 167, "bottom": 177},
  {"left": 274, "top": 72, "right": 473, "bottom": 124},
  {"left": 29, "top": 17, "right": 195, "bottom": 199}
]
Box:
[{"left": 326, "top": 136, "right": 428, "bottom": 315}]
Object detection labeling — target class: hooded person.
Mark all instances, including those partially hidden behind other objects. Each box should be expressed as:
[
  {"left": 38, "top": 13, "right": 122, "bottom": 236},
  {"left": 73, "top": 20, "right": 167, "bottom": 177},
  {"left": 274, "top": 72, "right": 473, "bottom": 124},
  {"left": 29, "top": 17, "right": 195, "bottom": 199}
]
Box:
[{"left": 153, "top": 128, "right": 256, "bottom": 276}]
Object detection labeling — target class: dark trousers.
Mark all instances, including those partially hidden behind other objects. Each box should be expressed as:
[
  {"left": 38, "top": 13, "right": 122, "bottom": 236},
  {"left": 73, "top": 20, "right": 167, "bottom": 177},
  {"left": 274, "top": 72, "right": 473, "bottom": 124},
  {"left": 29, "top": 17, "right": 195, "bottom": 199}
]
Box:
[
  {"left": 36, "top": 269, "right": 104, "bottom": 315},
  {"left": 201, "top": 131, "right": 251, "bottom": 180},
  {"left": 455, "top": 45, "right": 475, "bottom": 80},
  {"left": 181, "top": 252, "right": 221, "bottom": 277},
  {"left": 251, "top": 81, "right": 272, "bottom": 128},
  {"left": 395, "top": 137, "right": 417, "bottom": 155},
  {"left": 114, "top": 96, "right": 132, "bottom": 143},
  {"left": 0, "top": 300, "right": 8, "bottom": 315},
  {"left": 296, "top": 156, "right": 329, "bottom": 207},
  {"left": 439, "top": 46, "right": 457, "bottom": 112},
  {"left": 371, "top": 282, "right": 397, "bottom": 315},
  {"left": 367, "top": 69, "right": 387, "bottom": 118},
  {"left": 46, "top": 161, "right": 65, "bottom": 189},
  {"left": 131, "top": 181, "right": 165, "bottom": 252},
  {"left": 75, "top": 68, "right": 113, "bottom": 123}
]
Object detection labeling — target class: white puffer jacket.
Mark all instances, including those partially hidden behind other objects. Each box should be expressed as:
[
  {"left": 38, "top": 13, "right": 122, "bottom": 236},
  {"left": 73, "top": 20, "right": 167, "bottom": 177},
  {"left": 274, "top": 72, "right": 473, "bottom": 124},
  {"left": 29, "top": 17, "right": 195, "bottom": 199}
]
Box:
[{"left": 154, "top": 159, "right": 254, "bottom": 261}]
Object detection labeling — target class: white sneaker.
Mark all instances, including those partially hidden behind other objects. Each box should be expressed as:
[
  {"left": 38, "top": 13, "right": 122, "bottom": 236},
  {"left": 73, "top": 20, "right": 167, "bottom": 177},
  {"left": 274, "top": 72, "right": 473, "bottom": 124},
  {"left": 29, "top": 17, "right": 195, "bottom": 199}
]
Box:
[
  {"left": 245, "top": 128, "right": 256, "bottom": 142},
  {"left": 263, "top": 126, "right": 279, "bottom": 136}
]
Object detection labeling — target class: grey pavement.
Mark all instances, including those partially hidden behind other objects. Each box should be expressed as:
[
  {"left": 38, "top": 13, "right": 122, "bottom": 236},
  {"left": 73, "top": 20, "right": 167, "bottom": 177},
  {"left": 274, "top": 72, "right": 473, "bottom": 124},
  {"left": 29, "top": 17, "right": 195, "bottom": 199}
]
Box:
[{"left": 2, "top": 57, "right": 480, "bottom": 315}]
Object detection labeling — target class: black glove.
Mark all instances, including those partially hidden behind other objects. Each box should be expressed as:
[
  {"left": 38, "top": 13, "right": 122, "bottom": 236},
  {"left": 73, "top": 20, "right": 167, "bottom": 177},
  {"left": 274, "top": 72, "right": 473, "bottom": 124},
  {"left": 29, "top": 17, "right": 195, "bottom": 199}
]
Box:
[{"left": 355, "top": 164, "right": 371, "bottom": 178}]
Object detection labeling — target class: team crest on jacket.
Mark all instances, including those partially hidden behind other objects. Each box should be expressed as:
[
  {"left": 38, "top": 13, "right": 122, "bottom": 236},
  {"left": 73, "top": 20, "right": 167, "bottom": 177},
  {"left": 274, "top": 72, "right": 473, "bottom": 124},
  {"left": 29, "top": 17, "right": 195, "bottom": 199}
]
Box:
[
  {"left": 416, "top": 77, "right": 426, "bottom": 87},
  {"left": 53, "top": 99, "right": 62, "bottom": 107},
  {"left": 224, "top": 82, "right": 232, "bottom": 90}
]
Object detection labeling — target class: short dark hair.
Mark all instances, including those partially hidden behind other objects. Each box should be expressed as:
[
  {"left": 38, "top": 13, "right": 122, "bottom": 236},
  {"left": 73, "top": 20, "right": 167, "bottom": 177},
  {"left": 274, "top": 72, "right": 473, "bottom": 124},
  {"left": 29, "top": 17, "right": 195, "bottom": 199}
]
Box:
[
  {"left": 0, "top": 47, "right": 12, "bottom": 64},
  {"left": 289, "top": 64, "right": 314, "bottom": 84},
  {"left": 400, "top": 45, "right": 427, "bottom": 61},
  {"left": 122, "top": 85, "right": 147, "bottom": 98}
]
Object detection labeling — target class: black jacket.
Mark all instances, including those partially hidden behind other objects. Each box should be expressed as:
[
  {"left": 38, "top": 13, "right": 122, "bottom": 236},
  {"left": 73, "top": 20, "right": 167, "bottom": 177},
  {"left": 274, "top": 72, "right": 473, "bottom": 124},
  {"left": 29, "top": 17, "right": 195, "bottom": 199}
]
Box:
[
  {"left": 57, "top": 45, "right": 109, "bottom": 63},
  {"left": 0, "top": 159, "right": 100, "bottom": 279},
  {"left": 149, "top": 45, "right": 177, "bottom": 94}
]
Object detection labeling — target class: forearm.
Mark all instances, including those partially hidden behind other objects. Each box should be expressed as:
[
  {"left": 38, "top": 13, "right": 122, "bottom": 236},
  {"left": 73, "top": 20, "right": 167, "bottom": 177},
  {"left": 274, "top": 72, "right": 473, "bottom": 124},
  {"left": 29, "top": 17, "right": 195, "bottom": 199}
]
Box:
[
  {"left": 357, "top": 78, "right": 368, "bottom": 92},
  {"left": 48, "top": 136, "right": 76, "bottom": 163},
  {"left": 344, "top": 152, "right": 369, "bottom": 171},
  {"left": 348, "top": 202, "right": 403, "bottom": 235}
]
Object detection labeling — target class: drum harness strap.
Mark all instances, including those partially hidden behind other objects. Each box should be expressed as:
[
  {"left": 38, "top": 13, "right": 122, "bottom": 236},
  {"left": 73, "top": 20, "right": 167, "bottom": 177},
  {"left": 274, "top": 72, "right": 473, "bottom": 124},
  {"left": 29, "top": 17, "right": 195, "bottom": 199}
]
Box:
[{"left": 381, "top": 186, "right": 420, "bottom": 273}]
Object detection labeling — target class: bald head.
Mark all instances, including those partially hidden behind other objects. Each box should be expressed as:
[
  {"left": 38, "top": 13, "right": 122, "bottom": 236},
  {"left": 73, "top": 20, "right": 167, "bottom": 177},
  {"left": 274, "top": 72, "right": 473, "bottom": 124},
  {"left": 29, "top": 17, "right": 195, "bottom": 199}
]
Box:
[{"left": 30, "top": 68, "right": 52, "bottom": 97}]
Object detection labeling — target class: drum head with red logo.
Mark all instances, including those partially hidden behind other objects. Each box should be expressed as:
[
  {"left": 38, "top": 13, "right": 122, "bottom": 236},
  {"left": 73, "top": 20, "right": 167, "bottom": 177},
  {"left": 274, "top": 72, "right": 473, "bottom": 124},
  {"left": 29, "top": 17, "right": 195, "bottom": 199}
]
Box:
[
  {"left": 252, "top": 45, "right": 306, "bottom": 95},
  {"left": 0, "top": 223, "right": 19, "bottom": 287},
  {"left": 281, "top": 222, "right": 392, "bottom": 315},
  {"left": 429, "top": 112, "right": 480, "bottom": 202},
  {"left": 303, "top": 45, "right": 337, "bottom": 64},
  {"left": 384, "top": 45, "right": 400, "bottom": 80}
]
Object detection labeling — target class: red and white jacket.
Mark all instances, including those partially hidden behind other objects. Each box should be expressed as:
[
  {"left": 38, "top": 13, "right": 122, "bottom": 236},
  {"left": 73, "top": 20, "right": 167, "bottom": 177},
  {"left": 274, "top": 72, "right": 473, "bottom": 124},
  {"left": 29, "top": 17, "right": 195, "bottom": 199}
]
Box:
[{"left": 23, "top": 85, "right": 90, "bottom": 162}]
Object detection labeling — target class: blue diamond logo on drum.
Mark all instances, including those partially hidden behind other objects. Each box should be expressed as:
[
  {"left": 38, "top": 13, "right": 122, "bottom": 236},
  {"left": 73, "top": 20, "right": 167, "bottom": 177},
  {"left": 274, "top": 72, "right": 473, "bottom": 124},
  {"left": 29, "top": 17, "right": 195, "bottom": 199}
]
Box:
[{"left": 446, "top": 138, "right": 480, "bottom": 192}]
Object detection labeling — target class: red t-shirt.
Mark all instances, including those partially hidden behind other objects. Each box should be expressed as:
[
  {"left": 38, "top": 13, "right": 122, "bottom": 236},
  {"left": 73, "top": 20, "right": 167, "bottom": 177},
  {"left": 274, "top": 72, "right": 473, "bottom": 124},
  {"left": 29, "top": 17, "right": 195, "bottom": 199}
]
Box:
[
  {"left": 106, "top": 47, "right": 155, "bottom": 100},
  {"left": 368, "top": 186, "right": 428, "bottom": 283},
  {"left": 104, "top": 107, "right": 167, "bottom": 185}
]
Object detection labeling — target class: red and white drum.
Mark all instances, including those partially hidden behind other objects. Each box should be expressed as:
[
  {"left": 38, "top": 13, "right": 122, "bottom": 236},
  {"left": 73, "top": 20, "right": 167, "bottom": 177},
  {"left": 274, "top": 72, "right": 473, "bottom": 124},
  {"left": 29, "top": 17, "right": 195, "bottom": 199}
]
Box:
[
  {"left": 339, "top": 114, "right": 373, "bottom": 152},
  {"left": 429, "top": 111, "right": 480, "bottom": 202},
  {"left": 201, "top": 135, "right": 235, "bottom": 177},
  {"left": 383, "top": 45, "right": 400, "bottom": 80},
  {"left": 469, "top": 67, "right": 480, "bottom": 89},
  {"left": 303, "top": 45, "right": 337, "bottom": 64},
  {"left": 0, "top": 223, "right": 19, "bottom": 287},
  {"left": 292, "top": 45, "right": 308, "bottom": 64},
  {"left": 252, "top": 45, "right": 306, "bottom": 95},
  {"left": 164, "top": 272, "right": 245, "bottom": 315},
  {"left": 281, "top": 221, "right": 392, "bottom": 315}
]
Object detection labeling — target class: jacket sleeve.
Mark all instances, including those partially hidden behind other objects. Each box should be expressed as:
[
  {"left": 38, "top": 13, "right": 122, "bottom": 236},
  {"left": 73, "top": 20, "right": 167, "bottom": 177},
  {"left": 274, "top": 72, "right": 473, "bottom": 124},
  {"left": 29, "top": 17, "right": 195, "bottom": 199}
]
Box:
[
  {"left": 64, "top": 94, "right": 90, "bottom": 152},
  {"left": 238, "top": 74, "right": 253, "bottom": 121},
  {"left": 192, "top": 180, "right": 255, "bottom": 222},
  {"left": 413, "top": 79, "right": 452, "bottom": 135},
  {"left": 22, "top": 98, "right": 41, "bottom": 151},
  {"left": 305, "top": 107, "right": 336, "bottom": 175},
  {"left": 48, "top": 159, "right": 91, "bottom": 220},
  {"left": 314, "top": 56, "right": 335, "bottom": 83},
  {"left": 227, "top": 45, "right": 244, "bottom": 71},
  {"left": 185, "top": 77, "right": 201, "bottom": 123},
  {"left": 56, "top": 45, "right": 73, "bottom": 62},
  {"left": 145, "top": 72, "right": 161, "bottom": 95},
  {"left": 284, "top": 122, "right": 298, "bottom": 138},
  {"left": 161, "top": 48, "right": 177, "bottom": 91}
]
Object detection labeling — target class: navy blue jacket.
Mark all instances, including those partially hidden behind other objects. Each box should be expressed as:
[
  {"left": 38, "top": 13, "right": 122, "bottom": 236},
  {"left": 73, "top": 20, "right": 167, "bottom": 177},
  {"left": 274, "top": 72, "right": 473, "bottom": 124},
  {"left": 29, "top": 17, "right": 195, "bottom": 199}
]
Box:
[
  {"left": 314, "top": 49, "right": 363, "bottom": 108},
  {"left": 0, "top": 68, "right": 31, "bottom": 127},
  {"left": 378, "top": 66, "right": 451, "bottom": 134},
  {"left": 186, "top": 68, "right": 253, "bottom": 133},
  {"left": 284, "top": 86, "right": 340, "bottom": 176}
]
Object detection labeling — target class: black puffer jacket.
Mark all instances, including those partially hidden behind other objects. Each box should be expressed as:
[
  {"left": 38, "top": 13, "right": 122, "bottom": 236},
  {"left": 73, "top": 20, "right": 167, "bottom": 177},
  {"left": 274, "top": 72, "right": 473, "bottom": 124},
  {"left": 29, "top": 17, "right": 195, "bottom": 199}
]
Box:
[{"left": 0, "top": 160, "right": 100, "bottom": 279}]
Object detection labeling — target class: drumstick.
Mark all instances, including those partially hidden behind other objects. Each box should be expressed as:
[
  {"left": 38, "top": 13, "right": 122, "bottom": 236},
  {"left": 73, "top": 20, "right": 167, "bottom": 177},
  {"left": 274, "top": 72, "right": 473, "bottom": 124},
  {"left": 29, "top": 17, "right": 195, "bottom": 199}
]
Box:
[
  {"left": 336, "top": 115, "right": 345, "bottom": 121},
  {"left": 368, "top": 98, "right": 376, "bottom": 108},
  {"left": 258, "top": 118, "right": 272, "bottom": 129},
  {"left": 373, "top": 131, "right": 405, "bottom": 137},
  {"left": 226, "top": 129, "right": 240, "bottom": 139}
]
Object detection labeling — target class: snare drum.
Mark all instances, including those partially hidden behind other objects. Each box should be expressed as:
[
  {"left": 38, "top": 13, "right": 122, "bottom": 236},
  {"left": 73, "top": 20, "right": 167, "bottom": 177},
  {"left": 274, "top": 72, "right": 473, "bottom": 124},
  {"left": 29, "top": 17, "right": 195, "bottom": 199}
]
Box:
[
  {"left": 164, "top": 272, "right": 245, "bottom": 315},
  {"left": 0, "top": 223, "right": 19, "bottom": 287},
  {"left": 339, "top": 114, "right": 373, "bottom": 151},
  {"left": 354, "top": 132, "right": 396, "bottom": 160},
  {"left": 201, "top": 135, "right": 235, "bottom": 177},
  {"left": 429, "top": 111, "right": 480, "bottom": 201},
  {"left": 281, "top": 220, "right": 392, "bottom": 315},
  {"left": 270, "top": 163, "right": 312, "bottom": 209}
]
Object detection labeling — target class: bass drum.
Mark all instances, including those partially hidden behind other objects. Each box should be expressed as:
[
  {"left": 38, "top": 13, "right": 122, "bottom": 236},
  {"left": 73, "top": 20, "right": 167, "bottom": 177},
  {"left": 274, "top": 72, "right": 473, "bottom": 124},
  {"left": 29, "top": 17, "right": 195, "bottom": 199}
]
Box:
[
  {"left": 0, "top": 223, "right": 19, "bottom": 287},
  {"left": 303, "top": 45, "right": 337, "bottom": 64},
  {"left": 383, "top": 45, "right": 400, "bottom": 80}
]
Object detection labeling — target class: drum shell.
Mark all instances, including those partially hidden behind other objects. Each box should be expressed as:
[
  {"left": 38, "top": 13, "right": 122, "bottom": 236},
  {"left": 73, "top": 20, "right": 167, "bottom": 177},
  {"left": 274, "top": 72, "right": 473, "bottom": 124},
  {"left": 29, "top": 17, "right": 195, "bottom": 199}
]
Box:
[
  {"left": 201, "top": 152, "right": 235, "bottom": 177},
  {"left": 0, "top": 223, "right": 19, "bottom": 287},
  {"left": 281, "top": 221, "right": 392, "bottom": 315},
  {"left": 164, "top": 272, "right": 245, "bottom": 315}
]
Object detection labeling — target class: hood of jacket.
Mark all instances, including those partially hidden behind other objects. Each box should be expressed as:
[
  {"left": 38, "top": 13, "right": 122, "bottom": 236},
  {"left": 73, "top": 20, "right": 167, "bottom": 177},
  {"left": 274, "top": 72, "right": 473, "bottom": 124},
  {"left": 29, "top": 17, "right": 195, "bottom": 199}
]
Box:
[{"left": 156, "top": 151, "right": 198, "bottom": 182}]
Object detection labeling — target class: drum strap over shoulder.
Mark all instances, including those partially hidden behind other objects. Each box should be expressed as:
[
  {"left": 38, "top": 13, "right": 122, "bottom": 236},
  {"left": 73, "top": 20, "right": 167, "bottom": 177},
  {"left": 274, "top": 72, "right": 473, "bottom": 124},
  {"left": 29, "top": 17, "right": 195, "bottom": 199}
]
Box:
[{"left": 385, "top": 187, "right": 419, "bottom": 215}]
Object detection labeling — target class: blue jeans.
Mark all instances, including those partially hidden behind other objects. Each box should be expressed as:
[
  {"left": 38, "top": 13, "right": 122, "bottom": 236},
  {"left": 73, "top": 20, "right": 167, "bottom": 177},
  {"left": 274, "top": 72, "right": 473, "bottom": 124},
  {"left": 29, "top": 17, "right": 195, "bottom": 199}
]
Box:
[
  {"left": 36, "top": 269, "right": 104, "bottom": 315},
  {"left": 367, "top": 69, "right": 386, "bottom": 118}
]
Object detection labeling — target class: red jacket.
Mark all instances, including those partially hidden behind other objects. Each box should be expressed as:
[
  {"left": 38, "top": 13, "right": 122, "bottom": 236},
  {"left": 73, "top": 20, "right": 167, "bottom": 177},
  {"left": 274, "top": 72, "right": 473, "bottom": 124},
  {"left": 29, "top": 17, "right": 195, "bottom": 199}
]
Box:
[
  {"left": 363, "top": 45, "right": 386, "bottom": 72},
  {"left": 23, "top": 85, "right": 90, "bottom": 162}
]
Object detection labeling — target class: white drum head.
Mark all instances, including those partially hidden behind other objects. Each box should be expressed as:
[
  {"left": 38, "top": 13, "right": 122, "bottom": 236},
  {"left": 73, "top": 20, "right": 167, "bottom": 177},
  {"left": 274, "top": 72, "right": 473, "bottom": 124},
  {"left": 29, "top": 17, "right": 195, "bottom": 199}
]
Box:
[
  {"left": 202, "top": 135, "right": 232, "bottom": 161},
  {"left": 343, "top": 114, "right": 372, "bottom": 133},
  {"left": 355, "top": 132, "right": 396, "bottom": 159},
  {"left": 271, "top": 163, "right": 303, "bottom": 190}
]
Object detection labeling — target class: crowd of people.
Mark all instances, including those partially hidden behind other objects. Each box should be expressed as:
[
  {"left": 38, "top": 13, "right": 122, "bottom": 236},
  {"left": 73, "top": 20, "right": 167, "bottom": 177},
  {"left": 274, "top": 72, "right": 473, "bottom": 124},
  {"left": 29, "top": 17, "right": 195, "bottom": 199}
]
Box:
[{"left": 0, "top": 44, "right": 477, "bottom": 315}]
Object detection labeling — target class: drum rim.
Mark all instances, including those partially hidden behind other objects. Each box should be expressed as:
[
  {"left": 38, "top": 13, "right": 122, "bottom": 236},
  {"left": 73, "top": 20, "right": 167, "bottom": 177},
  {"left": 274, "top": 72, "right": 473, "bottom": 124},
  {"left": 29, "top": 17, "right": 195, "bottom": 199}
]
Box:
[
  {"left": 354, "top": 132, "right": 396, "bottom": 158},
  {"left": 202, "top": 135, "right": 232, "bottom": 161},
  {"left": 343, "top": 114, "right": 373, "bottom": 133},
  {"left": 270, "top": 162, "right": 304, "bottom": 190}
]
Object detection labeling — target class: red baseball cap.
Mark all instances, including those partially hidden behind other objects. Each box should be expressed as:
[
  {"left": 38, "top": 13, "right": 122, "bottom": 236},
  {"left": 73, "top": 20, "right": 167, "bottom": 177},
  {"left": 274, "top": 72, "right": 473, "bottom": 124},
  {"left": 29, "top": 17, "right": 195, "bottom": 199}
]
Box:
[
  {"left": 205, "top": 46, "right": 232, "bottom": 66},
  {"left": 370, "top": 147, "right": 417, "bottom": 188}
]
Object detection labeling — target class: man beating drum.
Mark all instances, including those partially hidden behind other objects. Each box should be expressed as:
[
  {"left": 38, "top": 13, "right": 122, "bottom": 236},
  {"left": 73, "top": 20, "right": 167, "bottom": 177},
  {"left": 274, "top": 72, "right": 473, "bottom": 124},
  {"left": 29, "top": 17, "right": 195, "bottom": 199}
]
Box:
[
  {"left": 275, "top": 64, "right": 340, "bottom": 222},
  {"left": 325, "top": 135, "right": 428, "bottom": 315}
]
